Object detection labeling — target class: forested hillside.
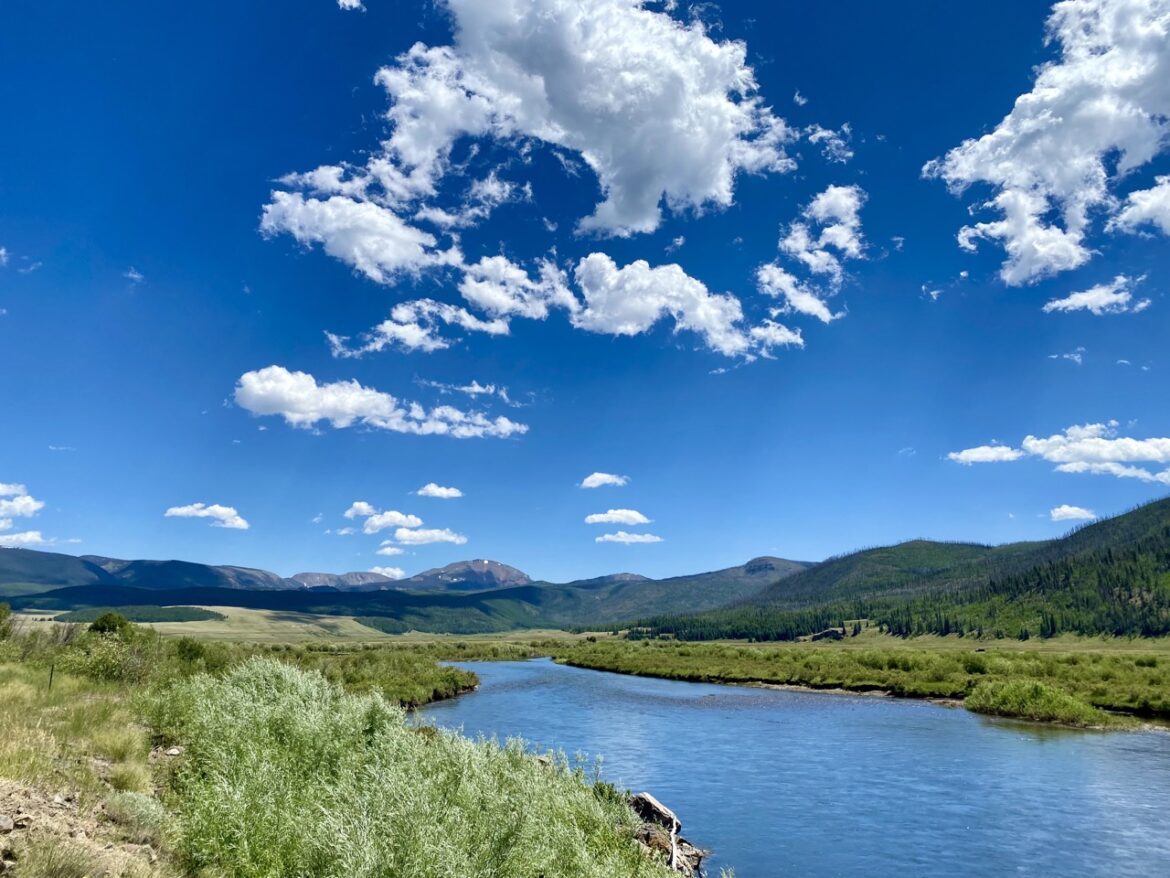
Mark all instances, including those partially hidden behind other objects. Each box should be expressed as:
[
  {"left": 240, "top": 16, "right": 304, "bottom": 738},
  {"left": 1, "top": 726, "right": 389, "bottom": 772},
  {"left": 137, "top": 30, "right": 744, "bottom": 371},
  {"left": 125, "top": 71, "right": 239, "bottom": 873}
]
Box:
[{"left": 632, "top": 497, "right": 1170, "bottom": 641}]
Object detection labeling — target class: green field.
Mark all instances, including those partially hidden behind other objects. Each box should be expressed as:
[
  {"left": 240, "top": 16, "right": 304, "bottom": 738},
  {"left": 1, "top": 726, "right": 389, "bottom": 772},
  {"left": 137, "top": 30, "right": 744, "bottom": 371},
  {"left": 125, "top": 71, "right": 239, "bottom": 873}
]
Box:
[{"left": 12, "top": 605, "right": 404, "bottom": 642}]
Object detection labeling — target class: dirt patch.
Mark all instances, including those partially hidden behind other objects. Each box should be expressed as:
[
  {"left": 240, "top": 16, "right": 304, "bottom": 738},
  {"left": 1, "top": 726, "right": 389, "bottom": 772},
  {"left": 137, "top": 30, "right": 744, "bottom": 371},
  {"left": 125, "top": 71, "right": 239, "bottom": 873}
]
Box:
[{"left": 0, "top": 779, "right": 167, "bottom": 876}]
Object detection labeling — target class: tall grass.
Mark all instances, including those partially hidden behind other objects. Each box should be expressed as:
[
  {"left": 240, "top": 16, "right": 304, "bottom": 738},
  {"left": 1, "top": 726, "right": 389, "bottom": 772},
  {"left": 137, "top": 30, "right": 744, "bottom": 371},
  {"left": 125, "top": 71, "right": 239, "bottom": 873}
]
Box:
[
  {"left": 147, "top": 658, "right": 673, "bottom": 878},
  {"left": 0, "top": 661, "right": 153, "bottom": 798},
  {"left": 549, "top": 639, "right": 1169, "bottom": 724}
]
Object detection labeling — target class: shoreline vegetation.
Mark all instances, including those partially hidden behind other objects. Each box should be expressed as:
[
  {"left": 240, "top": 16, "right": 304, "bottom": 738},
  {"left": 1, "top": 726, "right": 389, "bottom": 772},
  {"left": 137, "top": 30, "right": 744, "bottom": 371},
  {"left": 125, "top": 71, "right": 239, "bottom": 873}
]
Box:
[
  {"left": 545, "top": 635, "right": 1170, "bottom": 729},
  {"left": 0, "top": 609, "right": 701, "bottom": 877}
]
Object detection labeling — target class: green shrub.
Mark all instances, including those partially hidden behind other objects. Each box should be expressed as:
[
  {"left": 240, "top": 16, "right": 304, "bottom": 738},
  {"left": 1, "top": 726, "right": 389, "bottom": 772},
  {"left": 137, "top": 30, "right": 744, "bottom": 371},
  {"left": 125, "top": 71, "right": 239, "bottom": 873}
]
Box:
[
  {"left": 965, "top": 679, "right": 1121, "bottom": 727},
  {"left": 89, "top": 611, "right": 131, "bottom": 635},
  {"left": 175, "top": 637, "right": 205, "bottom": 664},
  {"left": 106, "top": 791, "right": 168, "bottom": 846},
  {"left": 55, "top": 634, "right": 151, "bottom": 682},
  {"left": 147, "top": 658, "right": 672, "bottom": 878}
]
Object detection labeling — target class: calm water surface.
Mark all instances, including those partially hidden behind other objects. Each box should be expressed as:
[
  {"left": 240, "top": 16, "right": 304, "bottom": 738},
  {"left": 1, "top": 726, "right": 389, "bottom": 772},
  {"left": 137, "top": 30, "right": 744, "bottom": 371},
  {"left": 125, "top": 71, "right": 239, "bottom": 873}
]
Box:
[{"left": 419, "top": 658, "right": 1170, "bottom": 878}]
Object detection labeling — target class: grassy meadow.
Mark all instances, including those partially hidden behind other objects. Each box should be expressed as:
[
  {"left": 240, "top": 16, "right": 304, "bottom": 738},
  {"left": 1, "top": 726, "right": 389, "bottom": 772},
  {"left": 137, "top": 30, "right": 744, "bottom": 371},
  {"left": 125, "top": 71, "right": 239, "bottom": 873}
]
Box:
[
  {"left": 544, "top": 632, "right": 1170, "bottom": 727},
  {"left": 0, "top": 605, "right": 690, "bottom": 877}
]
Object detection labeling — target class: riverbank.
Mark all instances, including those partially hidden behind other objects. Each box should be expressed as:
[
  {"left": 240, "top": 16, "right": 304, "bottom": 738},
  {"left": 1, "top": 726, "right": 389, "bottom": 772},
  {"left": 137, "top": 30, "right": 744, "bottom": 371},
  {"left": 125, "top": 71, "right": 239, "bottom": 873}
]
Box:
[
  {"left": 543, "top": 635, "right": 1170, "bottom": 728},
  {"left": 0, "top": 612, "right": 689, "bottom": 876}
]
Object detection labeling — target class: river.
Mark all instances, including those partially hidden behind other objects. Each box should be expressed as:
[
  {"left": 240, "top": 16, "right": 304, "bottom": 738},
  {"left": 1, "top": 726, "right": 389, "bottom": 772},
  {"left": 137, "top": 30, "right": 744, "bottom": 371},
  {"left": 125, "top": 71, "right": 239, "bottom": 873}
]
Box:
[{"left": 419, "top": 658, "right": 1170, "bottom": 877}]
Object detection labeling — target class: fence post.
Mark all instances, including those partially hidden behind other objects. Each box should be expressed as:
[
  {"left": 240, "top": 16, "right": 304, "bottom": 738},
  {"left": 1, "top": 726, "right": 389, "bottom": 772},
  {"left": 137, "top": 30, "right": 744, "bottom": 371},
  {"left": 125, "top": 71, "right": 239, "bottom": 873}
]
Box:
[{"left": 48, "top": 661, "right": 55, "bottom": 692}]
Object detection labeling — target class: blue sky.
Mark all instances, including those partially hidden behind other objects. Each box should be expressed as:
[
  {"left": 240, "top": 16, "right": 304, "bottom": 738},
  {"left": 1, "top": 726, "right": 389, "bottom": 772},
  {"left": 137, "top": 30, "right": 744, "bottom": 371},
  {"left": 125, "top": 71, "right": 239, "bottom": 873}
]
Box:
[{"left": 2, "top": 0, "right": 1169, "bottom": 581}]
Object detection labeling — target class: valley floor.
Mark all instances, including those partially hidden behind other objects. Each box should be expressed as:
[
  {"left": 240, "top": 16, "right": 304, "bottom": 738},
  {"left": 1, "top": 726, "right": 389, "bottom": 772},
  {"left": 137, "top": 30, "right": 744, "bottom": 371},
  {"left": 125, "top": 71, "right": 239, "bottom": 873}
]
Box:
[{"left": 5, "top": 605, "right": 1170, "bottom": 875}]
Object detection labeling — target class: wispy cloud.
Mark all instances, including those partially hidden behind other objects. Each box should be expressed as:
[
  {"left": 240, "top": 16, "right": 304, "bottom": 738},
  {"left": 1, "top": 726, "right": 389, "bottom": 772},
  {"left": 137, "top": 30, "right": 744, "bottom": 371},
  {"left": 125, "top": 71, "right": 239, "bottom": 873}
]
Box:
[
  {"left": 234, "top": 366, "right": 528, "bottom": 439},
  {"left": 581, "top": 472, "right": 628, "bottom": 489},
  {"left": 164, "top": 502, "right": 249, "bottom": 530},
  {"left": 595, "top": 531, "right": 663, "bottom": 544}
]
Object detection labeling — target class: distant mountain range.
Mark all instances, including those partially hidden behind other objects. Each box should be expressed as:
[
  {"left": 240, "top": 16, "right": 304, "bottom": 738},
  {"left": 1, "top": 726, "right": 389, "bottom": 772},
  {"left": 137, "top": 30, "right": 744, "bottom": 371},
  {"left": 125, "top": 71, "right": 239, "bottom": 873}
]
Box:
[
  {"left": 5, "top": 496, "right": 1167, "bottom": 638},
  {"left": 0, "top": 547, "right": 808, "bottom": 632},
  {"left": 0, "top": 554, "right": 538, "bottom": 595}
]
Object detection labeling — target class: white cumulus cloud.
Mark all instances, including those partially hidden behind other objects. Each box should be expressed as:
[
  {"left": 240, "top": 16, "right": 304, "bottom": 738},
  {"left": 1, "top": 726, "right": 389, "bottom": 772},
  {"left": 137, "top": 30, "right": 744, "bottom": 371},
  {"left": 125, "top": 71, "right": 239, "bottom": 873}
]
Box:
[
  {"left": 261, "top": 192, "right": 452, "bottom": 285},
  {"left": 1112, "top": 174, "right": 1170, "bottom": 235},
  {"left": 336, "top": 252, "right": 798, "bottom": 360},
  {"left": 344, "top": 501, "right": 378, "bottom": 519},
  {"left": 950, "top": 420, "right": 1170, "bottom": 485},
  {"left": 258, "top": 0, "right": 849, "bottom": 365},
  {"left": 0, "top": 483, "right": 53, "bottom": 546},
  {"left": 947, "top": 446, "right": 1026, "bottom": 465},
  {"left": 268, "top": 0, "right": 796, "bottom": 239},
  {"left": 779, "top": 185, "right": 865, "bottom": 283},
  {"left": 585, "top": 509, "right": 651, "bottom": 525},
  {"left": 0, "top": 530, "right": 47, "bottom": 548},
  {"left": 1042, "top": 274, "right": 1151, "bottom": 316},
  {"left": 394, "top": 526, "right": 468, "bottom": 545},
  {"left": 0, "top": 485, "right": 45, "bottom": 520},
  {"left": 571, "top": 253, "right": 759, "bottom": 357},
  {"left": 376, "top": 542, "right": 405, "bottom": 556},
  {"left": 234, "top": 365, "right": 527, "bottom": 439},
  {"left": 1050, "top": 504, "right": 1096, "bottom": 521},
  {"left": 756, "top": 184, "right": 865, "bottom": 325},
  {"left": 370, "top": 566, "right": 406, "bottom": 579},
  {"left": 418, "top": 483, "right": 463, "bottom": 499},
  {"left": 363, "top": 510, "right": 424, "bottom": 534},
  {"left": 581, "top": 472, "right": 628, "bottom": 489},
  {"left": 164, "top": 503, "right": 250, "bottom": 530},
  {"left": 924, "top": 0, "right": 1170, "bottom": 284}
]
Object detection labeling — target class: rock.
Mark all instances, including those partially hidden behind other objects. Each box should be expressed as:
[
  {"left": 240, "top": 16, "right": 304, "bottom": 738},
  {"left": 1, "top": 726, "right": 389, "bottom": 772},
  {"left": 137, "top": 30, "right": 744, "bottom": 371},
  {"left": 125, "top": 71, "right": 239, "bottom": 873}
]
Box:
[
  {"left": 635, "top": 823, "right": 672, "bottom": 855},
  {"left": 0, "top": 817, "right": 12, "bottom": 834},
  {"left": 629, "top": 793, "right": 706, "bottom": 877},
  {"left": 51, "top": 795, "right": 65, "bottom": 807},
  {"left": 630, "top": 792, "right": 678, "bottom": 830},
  {"left": 11, "top": 816, "right": 30, "bottom": 829},
  {"left": 165, "top": 746, "right": 183, "bottom": 757}
]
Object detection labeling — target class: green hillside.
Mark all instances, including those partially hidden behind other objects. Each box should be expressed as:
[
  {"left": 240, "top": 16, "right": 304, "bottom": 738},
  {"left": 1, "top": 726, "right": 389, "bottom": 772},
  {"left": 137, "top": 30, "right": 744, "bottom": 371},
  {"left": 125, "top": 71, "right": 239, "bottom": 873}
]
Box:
[
  {"left": 9, "top": 556, "right": 805, "bottom": 634},
  {"left": 633, "top": 497, "right": 1170, "bottom": 641},
  {"left": 0, "top": 548, "right": 116, "bottom": 590},
  {"left": 752, "top": 539, "right": 1049, "bottom": 608}
]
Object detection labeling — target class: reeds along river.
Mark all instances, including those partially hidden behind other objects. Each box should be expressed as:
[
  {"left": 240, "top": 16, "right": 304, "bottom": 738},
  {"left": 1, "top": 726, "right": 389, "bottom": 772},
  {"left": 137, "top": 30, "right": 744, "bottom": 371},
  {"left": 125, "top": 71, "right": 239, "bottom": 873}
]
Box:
[{"left": 419, "top": 658, "right": 1170, "bottom": 878}]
